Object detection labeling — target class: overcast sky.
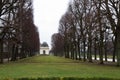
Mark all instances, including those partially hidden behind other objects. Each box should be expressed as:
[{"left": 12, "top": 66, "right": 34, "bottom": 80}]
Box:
[{"left": 33, "top": 0, "right": 70, "bottom": 48}]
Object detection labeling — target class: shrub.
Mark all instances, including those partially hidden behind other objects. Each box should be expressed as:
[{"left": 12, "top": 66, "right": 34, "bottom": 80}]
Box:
[{"left": 3, "top": 77, "right": 120, "bottom": 80}]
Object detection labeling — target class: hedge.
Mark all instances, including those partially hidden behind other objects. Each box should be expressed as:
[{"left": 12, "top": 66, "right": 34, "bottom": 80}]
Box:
[{"left": 2, "top": 77, "right": 120, "bottom": 80}]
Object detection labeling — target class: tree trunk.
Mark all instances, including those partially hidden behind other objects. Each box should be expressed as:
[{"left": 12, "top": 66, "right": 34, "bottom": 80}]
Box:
[
  {"left": 78, "top": 39, "right": 81, "bottom": 60},
  {"left": 94, "top": 39, "right": 97, "bottom": 60},
  {"left": 116, "top": 25, "right": 120, "bottom": 66},
  {"left": 75, "top": 42, "right": 78, "bottom": 60},
  {"left": 11, "top": 44, "right": 16, "bottom": 61},
  {"left": 67, "top": 44, "right": 70, "bottom": 58},
  {"left": 89, "top": 39, "right": 92, "bottom": 62},
  {"left": 0, "top": 42, "right": 3, "bottom": 63},
  {"left": 87, "top": 42, "right": 89, "bottom": 60},
  {"left": 104, "top": 40, "right": 107, "bottom": 62},
  {"left": 98, "top": 0, "right": 104, "bottom": 64},
  {"left": 113, "top": 35, "right": 116, "bottom": 62},
  {"left": 83, "top": 40, "right": 86, "bottom": 61},
  {"left": 99, "top": 33, "right": 104, "bottom": 64}
]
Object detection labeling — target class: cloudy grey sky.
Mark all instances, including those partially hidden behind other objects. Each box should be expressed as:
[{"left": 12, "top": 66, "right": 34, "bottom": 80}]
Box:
[{"left": 33, "top": 0, "right": 69, "bottom": 48}]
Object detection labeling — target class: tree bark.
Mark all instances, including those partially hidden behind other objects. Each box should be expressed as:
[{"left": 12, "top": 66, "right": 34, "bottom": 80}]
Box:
[
  {"left": 94, "top": 39, "right": 97, "bottom": 60},
  {"left": 0, "top": 42, "right": 3, "bottom": 63},
  {"left": 116, "top": 25, "right": 120, "bottom": 66},
  {"left": 77, "top": 39, "right": 81, "bottom": 60},
  {"left": 104, "top": 39, "right": 107, "bottom": 62},
  {"left": 11, "top": 44, "right": 16, "bottom": 61},
  {"left": 83, "top": 40, "right": 86, "bottom": 61}
]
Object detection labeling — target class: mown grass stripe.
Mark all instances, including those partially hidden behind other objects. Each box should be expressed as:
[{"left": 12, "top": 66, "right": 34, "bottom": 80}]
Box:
[{"left": 0, "top": 56, "right": 120, "bottom": 79}]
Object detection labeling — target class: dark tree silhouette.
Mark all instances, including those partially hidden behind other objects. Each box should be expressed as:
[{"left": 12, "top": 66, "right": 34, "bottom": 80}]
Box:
[
  {"left": 0, "top": 0, "right": 40, "bottom": 63},
  {"left": 51, "top": 33, "right": 64, "bottom": 56}
]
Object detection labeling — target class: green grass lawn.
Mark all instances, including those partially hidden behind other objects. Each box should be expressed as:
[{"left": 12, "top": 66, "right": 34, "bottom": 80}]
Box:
[{"left": 0, "top": 55, "right": 120, "bottom": 79}]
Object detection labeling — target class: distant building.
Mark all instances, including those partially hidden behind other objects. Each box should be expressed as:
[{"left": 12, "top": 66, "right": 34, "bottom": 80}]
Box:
[{"left": 40, "top": 42, "right": 49, "bottom": 55}]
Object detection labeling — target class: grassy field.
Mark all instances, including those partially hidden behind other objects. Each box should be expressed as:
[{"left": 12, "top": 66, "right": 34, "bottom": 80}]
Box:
[{"left": 0, "top": 55, "right": 120, "bottom": 79}]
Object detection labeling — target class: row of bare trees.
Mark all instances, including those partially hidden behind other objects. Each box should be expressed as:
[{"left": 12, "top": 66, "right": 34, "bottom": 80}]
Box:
[
  {"left": 0, "top": 0, "right": 40, "bottom": 63},
  {"left": 51, "top": 0, "right": 120, "bottom": 66}
]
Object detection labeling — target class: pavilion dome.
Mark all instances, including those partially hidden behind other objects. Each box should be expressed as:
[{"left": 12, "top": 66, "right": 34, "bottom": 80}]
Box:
[{"left": 41, "top": 42, "right": 49, "bottom": 47}]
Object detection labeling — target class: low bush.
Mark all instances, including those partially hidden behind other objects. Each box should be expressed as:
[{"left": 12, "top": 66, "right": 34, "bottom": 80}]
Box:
[{"left": 3, "top": 77, "right": 120, "bottom": 80}]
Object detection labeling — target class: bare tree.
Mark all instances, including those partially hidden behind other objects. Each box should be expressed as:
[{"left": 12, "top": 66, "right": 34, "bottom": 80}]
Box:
[
  {"left": 103, "top": 0, "right": 120, "bottom": 66},
  {"left": 51, "top": 33, "right": 64, "bottom": 56},
  {"left": 0, "top": 0, "right": 40, "bottom": 63}
]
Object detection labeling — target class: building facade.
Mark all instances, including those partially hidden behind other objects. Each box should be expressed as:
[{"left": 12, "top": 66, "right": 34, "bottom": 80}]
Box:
[
  {"left": 40, "top": 42, "right": 49, "bottom": 55},
  {"left": 40, "top": 47, "right": 49, "bottom": 55}
]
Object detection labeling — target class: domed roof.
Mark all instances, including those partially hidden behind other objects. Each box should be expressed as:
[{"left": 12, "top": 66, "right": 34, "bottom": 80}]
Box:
[{"left": 41, "top": 42, "right": 49, "bottom": 47}]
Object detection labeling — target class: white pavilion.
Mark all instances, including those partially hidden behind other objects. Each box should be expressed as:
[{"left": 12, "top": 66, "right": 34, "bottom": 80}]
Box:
[{"left": 40, "top": 42, "right": 49, "bottom": 55}]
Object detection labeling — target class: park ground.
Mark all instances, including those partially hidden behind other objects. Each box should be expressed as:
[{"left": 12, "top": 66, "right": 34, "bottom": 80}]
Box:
[{"left": 0, "top": 55, "right": 120, "bottom": 80}]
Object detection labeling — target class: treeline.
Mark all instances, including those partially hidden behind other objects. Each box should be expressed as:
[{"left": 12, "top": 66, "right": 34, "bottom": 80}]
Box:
[
  {"left": 51, "top": 0, "right": 120, "bottom": 66},
  {"left": 0, "top": 0, "right": 40, "bottom": 63}
]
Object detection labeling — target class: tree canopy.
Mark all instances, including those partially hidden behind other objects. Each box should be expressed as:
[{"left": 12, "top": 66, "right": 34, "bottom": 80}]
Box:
[{"left": 0, "top": 0, "right": 40, "bottom": 63}]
